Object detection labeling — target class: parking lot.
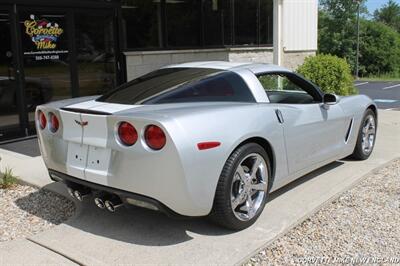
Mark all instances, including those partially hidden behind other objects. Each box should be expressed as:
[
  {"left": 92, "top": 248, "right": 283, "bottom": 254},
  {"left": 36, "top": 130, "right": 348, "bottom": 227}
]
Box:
[{"left": 355, "top": 81, "right": 400, "bottom": 110}]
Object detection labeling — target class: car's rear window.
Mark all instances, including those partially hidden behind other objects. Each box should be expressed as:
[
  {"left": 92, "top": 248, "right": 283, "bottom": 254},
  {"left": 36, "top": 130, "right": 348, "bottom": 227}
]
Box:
[{"left": 97, "top": 67, "right": 255, "bottom": 104}]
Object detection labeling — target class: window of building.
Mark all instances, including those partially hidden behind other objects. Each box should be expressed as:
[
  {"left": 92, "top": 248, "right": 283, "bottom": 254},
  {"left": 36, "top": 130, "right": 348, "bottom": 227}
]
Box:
[
  {"left": 121, "top": 0, "right": 162, "bottom": 49},
  {"left": 260, "top": 0, "right": 273, "bottom": 45},
  {"left": 203, "top": 0, "right": 229, "bottom": 46},
  {"left": 165, "top": 0, "right": 201, "bottom": 48},
  {"left": 234, "top": 0, "right": 257, "bottom": 45},
  {"left": 75, "top": 10, "right": 117, "bottom": 97},
  {"left": 19, "top": 12, "right": 71, "bottom": 103},
  {"left": 121, "top": 0, "right": 273, "bottom": 50}
]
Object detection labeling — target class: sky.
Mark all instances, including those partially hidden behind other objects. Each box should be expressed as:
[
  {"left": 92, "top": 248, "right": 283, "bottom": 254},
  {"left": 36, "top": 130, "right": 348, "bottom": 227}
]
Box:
[{"left": 366, "top": 0, "right": 400, "bottom": 13}]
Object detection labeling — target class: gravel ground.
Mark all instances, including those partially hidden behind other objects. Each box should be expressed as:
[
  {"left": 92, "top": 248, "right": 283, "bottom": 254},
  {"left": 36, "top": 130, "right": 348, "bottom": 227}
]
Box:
[
  {"left": 245, "top": 158, "right": 400, "bottom": 265},
  {"left": 0, "top": 185, "right": 75, "bottom": 242}
]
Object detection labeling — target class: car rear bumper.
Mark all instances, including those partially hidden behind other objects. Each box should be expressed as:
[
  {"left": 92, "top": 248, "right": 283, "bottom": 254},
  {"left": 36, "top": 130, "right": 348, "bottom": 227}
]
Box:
[{"left": 48, "top": 169, "right": 191, "bottom": 218}]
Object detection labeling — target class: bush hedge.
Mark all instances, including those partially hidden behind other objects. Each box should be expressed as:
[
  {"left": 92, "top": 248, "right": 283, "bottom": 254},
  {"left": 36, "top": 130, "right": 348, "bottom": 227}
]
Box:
[
  {"left": 297, "top": 54, "right": 358, "bottom": 95},
  {"left": 359, "top": 20, "right": 400, "bottom": 77}
]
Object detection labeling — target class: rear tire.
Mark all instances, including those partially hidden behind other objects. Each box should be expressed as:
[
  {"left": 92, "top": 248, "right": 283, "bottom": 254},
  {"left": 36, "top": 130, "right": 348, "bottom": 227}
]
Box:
[
  {"left": 209, "top": 143, "right": 271, "bottom": 230},
  {"left": 351, "top": 109, "right": 377, "bottom": 160}
]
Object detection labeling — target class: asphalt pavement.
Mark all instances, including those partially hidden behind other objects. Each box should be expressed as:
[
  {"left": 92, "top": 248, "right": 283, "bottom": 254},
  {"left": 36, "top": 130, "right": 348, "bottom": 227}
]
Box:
[
  {"left": 0, "top": 138, "right": 40, "bottom": 157},
  {"left": 355, "top": 81, "right": 400, "bottom": 109}
]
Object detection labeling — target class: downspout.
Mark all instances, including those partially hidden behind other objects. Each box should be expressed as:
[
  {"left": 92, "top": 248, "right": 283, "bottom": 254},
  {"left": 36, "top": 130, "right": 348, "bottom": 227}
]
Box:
[{"left": 273, "top": 0, "right": 283, "bottom": 66}]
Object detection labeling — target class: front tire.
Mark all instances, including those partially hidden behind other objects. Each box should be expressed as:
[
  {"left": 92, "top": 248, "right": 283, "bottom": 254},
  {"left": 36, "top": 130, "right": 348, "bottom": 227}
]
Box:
[
  {"left": 209, "top": 143, "right": 271, "bottom": 230},
  {"left": 351, "top": 109, "right": 377, "bottom": 160}
]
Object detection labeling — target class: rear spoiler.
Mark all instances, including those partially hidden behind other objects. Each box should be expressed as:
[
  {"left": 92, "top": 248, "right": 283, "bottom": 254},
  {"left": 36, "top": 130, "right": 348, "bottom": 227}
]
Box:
[{"left": 60, "top": 107, "right": 112, "bottom": 116}]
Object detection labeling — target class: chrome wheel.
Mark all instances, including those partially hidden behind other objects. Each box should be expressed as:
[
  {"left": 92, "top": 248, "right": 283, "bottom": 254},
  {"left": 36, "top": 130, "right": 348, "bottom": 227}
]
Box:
[
  {"left": 361, "top": 114, "right": 376, "bottom": 154},
  {"left": 230, "top": 153, "right": 268, "bottom": 221}
]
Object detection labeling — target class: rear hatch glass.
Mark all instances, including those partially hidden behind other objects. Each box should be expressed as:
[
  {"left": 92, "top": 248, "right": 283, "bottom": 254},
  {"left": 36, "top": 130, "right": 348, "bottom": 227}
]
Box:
[{"left": 97, "top": 67, "right": 255, "bottom": 104}]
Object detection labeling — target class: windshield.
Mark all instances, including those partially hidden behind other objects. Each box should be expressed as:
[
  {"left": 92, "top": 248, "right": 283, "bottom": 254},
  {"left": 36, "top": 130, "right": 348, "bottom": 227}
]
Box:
[{"left": 97, "top": 67, "right": 255, "bottom": 104}]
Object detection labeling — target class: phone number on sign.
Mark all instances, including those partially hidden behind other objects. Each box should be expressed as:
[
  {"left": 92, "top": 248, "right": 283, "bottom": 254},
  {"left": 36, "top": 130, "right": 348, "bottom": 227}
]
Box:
[{"left": 35, "top": 54, "right": 60, "bottom": 61}]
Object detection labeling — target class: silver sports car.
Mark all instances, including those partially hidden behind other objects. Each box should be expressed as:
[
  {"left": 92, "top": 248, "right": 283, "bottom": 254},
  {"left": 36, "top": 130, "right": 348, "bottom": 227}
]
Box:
[{"left": 36, "top": 61, "right": 377, "bottom": 230}]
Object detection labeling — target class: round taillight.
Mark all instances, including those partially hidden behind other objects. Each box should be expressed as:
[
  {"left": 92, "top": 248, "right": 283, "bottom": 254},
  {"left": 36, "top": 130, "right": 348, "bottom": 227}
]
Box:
[
  {"left": 117, "top": 122, "right": 138, "bottom": 146},
  {"left": 49, "top": 112, "right": 59, "bottom": 133},
  {"left": 145, "top": 125, "right": 166, "bottom": 150},
  {"left": 38, "top": 110, "right": 46, "bottom": 130}
]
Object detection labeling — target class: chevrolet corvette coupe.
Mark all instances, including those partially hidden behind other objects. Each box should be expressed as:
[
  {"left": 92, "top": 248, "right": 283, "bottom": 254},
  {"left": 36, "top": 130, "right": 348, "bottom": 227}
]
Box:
[{"left": 36, "top": 62, "right": 377, "bottom": 230}]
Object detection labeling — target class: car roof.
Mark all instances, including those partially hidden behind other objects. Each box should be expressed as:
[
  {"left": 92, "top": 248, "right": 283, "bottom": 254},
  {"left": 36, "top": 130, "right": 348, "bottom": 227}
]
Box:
[{"left": 163, "top": 61, "right": 292, "bottom": 74}]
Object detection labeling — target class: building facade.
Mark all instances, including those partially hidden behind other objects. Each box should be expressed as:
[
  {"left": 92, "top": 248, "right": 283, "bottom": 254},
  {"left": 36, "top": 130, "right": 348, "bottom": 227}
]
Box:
[{"left": 0, "top": 0, "right": 317, "bottom": 141}]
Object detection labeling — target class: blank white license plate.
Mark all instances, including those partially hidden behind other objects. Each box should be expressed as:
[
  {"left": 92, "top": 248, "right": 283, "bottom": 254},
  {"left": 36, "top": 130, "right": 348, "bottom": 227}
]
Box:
[
  {"left": 85, "top": 146, "right": 112, "bottom": 184},
  {"left": 66, "top": 142, "right": 88, "bottom": 179},
  {"left": 66, "top": 143, "right": 111, "bottom": 183}
]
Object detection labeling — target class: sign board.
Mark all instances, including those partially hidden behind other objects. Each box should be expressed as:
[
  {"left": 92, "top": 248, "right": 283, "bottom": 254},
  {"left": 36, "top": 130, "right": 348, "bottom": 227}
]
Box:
[{"left": 23, "top": 14, "right": 68, "bottom": 61}]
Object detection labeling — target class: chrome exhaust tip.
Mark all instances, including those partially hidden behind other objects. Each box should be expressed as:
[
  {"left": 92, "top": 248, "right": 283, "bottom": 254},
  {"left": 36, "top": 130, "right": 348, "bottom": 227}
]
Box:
[
  {"left": 66, "top": 184, "right": 91, "bottom": 201},
  {"left": 104, "top": 196, "right": 123, "bottom": 212},
  {"left": 73, "top": 188, "right": 91, "bottom": 202},
  {"left": 93, "top": 193, "right": 112, "bottom": 209},
  {"left": 94, "top": 197, "right": 106, "bottom": 209},
  {"left": 67, "top": 187, "right": 75, "bottom": 198}
]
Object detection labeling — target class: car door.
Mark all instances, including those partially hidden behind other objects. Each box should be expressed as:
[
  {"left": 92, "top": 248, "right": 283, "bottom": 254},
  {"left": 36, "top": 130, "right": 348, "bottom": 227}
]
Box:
[{"left": 257, "top": 72, "right": 348, "bottom": 175}]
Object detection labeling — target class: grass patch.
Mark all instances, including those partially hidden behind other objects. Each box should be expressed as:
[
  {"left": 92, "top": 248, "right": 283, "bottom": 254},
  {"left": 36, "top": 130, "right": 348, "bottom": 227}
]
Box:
[
  {"left": 359, "top": 77, "right": 400, "bottom": 82},
  {"left": 0, "top": 157, "right": 18, "bottom": 189},
  {"left": 0, "top": 167, "right": 18, "bottom": 189},
  {"left": 359, "top": 72, "right": 400, "bottom": 82}
]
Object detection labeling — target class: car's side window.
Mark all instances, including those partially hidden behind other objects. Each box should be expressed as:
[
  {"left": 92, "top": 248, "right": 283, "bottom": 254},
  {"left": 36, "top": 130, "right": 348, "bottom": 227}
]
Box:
[{"left": 257, "top": 73, "right": 320, "bottom": 104}]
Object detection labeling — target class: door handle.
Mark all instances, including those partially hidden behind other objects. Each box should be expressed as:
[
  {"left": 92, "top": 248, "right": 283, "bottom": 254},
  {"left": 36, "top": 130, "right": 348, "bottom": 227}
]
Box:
[{"left": 275, "top": 109, "right": 284, "bottom": 124}]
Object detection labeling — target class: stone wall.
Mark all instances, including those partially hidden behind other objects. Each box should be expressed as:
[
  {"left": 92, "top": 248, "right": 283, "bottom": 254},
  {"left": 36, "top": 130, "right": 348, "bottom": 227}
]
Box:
[
  {"left": 228, "top": 47, "right": 274, "bottom": 63},
  {"left": 124, "top": 49, "right": 228, "bottom": 81},
  {"left": 124, "top": 48, "right": 315, "bottom": 81},
  {"left": 283, "top": 51, "right": 316, "bottom": 71}
]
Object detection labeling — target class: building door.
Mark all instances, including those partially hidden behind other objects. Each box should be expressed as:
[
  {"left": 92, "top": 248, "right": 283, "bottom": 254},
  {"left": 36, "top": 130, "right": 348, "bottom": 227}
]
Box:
[
  {"left": 0, "top": 8, "right": 23, "bottom": 140},
  {"left": 74, "top": 10, "right": 117, "bottom": 97},
  {"left": 0, "top": 6, "right": 120, "bottom": 142}
]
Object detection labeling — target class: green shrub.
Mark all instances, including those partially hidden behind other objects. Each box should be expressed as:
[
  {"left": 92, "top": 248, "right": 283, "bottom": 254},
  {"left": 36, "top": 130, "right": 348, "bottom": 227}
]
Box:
[
  {"left": 297, "top": 54, "right": 357, "bottom": 95},
  {"left": 359, "top": 20, "right": 400, "bottom": 77},
  {"left": 0, "top": 167, "right": 17, "bottom": 189}
]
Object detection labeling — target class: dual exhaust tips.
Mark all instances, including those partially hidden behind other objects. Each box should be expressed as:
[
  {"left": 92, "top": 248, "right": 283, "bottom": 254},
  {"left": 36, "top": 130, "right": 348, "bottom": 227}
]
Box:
[
  {"left": 67, "top": 186, "right": 122, "bottom": 212},
  {"left": 94, "top": 194, "right": 123, "bottom": 213},
  {"left": 67, "top": 186, "right": 90, "bottom": 202}
]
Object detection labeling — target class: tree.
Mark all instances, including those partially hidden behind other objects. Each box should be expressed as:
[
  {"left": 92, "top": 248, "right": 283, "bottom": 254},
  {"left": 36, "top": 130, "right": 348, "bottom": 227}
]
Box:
[
  {"left": 319, "top": 0, "right": 367, "bottom": 22},
  {"left": 318, "top": 0, "right": 368, "bottom": 70},
  {"left": 359, "top": 20, "right": 400, "bottom": 76},
  {"left": 318, "top": 0, "right": 400, "bottom": 77},
  {"left": 374, "top": 0, "right": 400, "bottom": 32}
]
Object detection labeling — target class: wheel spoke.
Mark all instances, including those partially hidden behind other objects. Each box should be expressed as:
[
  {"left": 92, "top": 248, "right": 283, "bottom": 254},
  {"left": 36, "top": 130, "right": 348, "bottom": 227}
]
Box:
[
  {"left": 248, "top": 206, "right": 256, "bottom": 218},
  {"left": 369, "top": 135, "right": 375, "bottom": 147},
  {"left": 367, "top": 128, "right": 375, "bottom": 136},
  {"left": 235, "top": 166, "right": 247, "bottom": 182},
  {"left": 365, "top": 121, "right": 371, "bottom": 131},
  {"left": 250, "top": 157, "right": 262, "bottom": 178},
  {"left": 232, "top": 192, "right": 246, "bottom": 209},
  {"left": 250, "top": 181, "right": 268, "bottom": 191},
  {"left": 240, "top": 195, "right": 256, "bottom": 217},
  {"left": 368, "top": 116, "right": 374, "bottom": 125},
  {"left": 240, "top": 196, "right": 251, "bottom": 212},
  {"left": 363, "top": 136, "right": 369, "bottom": 150}
]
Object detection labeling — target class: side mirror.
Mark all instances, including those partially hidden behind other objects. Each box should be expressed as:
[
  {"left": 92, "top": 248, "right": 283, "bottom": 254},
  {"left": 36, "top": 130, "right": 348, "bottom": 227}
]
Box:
[{"left": 323, "top": 93, "right": 338, "bottom": 105}]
